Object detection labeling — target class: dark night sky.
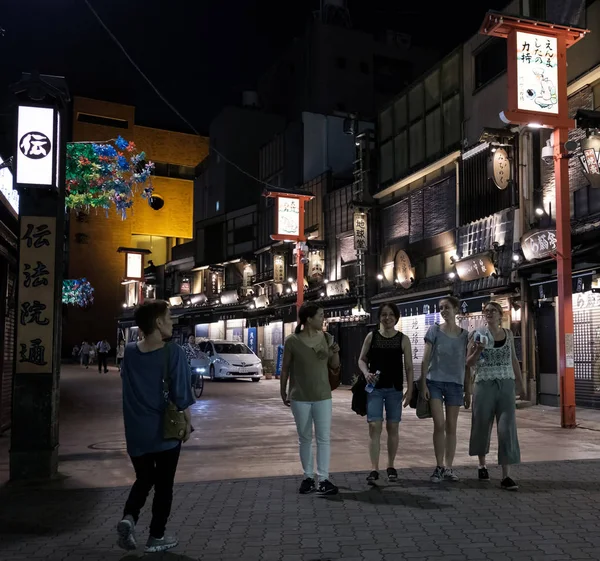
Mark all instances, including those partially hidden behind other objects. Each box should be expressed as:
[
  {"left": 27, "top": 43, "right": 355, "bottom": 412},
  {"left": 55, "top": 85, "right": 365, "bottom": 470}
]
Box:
[{"left": 1, "top": 0, "right": 510, "bottom": 136}]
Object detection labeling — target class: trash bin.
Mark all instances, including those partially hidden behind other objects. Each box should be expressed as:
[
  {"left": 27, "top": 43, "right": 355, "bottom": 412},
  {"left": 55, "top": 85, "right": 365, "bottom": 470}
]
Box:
[{"left": 275, "top": 344, "right": 284, "bottom": 379}]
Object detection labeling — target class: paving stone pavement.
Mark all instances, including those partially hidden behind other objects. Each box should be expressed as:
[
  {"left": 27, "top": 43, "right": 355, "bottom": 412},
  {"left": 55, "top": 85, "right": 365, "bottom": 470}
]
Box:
[{"left": 2, "top": 459, "right": 600, "bottom": 561}]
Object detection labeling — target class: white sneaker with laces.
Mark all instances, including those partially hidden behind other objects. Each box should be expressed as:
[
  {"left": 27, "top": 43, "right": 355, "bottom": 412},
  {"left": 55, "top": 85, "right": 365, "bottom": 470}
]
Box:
[{"left": 443, "top": 468, "right": 459, "bottom": 482}]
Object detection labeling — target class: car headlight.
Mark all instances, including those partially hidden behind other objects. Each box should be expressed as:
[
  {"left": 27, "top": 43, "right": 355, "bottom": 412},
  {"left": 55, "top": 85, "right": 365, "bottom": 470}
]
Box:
[{"left": 195, "top": 368, "right": 205, "bottom": 373}]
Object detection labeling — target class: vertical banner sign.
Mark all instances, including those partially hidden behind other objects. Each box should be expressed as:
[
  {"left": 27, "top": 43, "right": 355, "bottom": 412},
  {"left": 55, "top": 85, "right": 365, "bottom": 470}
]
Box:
[
  {"left": 276, "top": 197, "right": 300, "bottom": 237},
  {"left": 247, "top": 327, "right": 257, "bottom": 354},
  {"left": 16, "top": 106, "right": 56, "bottom": 187},
  {"left": 16, "top": 216, "right": 57, "bottom": 374},
  {"left": 273, "top": 254, "right": 285, "bottom": 283},
  {"left": 516, "top": 32, "right": 559, "bottom": 115},
  {"left": 353, "top": 212, "right": 368, "bottom": 251}
]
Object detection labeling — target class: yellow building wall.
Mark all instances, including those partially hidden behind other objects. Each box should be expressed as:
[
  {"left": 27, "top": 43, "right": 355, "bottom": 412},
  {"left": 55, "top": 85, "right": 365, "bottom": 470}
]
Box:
[
  {"left": 131, "top": 177, "right": 193, "bottom": 239},
  {"left": 65, "top": 97, "right": 208, "bottom": 350}
]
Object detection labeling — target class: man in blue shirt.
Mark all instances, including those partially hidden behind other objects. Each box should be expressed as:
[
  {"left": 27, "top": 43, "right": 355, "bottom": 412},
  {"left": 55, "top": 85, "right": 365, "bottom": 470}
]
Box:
[{"left": 116, "top": 300, "right": 195, "bottom": 554}]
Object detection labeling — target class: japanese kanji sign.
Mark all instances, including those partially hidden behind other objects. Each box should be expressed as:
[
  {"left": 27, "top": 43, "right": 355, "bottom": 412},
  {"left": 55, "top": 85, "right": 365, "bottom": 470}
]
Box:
[
  {"left": 516, "top": 32, "right": 559, "bottom": 115},
  {"left": 521, "top": 228, "right": 557, "bottom": 261},
  {"left": 15, "top": 105, "right": 58, "bottom": 188},
  {"left": 353, "top": 212, "right": 368, "bottom": 251},
  {"left": 455, "top": 252, "right": 495, "bottom": 282},
  {"left": 276, "top": 197, "right": 300, "bottom": 238},
  {"left": 394, "top": 250, "right": 413, "bottom": 289},
  {"left": 16, "top": 216, "right": 56, "bottom": 374}
]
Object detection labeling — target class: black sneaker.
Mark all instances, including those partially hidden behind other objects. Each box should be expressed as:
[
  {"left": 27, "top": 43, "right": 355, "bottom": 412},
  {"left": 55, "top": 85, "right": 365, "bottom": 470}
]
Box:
[
  {"left": 299, "top": 478, "right": 316, "bottom": 494},
  {"left": 501, "top": 476, "right": 518, "bottom": 491},
  {"left": 317, "top": 479, "right": 338, "bottom": 496},
  {"left": 478, "top": 467, "right": 490, "bottom": 481}
]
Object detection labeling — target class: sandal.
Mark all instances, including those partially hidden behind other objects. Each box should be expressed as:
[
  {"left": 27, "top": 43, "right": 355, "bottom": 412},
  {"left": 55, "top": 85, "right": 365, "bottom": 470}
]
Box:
[
  {"left": 387, "top": 467, "right": 398, "bottom": 482},
  {"left": 366, "top": 470, "right": 379, "bottom": 482}
]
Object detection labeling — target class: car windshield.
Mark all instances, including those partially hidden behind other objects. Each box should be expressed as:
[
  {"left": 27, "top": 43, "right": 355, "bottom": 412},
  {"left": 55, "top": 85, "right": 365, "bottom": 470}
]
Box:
[{"left": 214, "top": 343, "right": 253, "bottom": 355}]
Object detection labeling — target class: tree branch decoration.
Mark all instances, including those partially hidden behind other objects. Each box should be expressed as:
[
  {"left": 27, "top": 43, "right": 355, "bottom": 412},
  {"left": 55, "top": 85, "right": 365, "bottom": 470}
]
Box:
[
  {"left": 65, "top": 136, "right": 154, "bottom": 218},
  {"left": 62, "top": 278, "right": 95, "bottom": 307}
]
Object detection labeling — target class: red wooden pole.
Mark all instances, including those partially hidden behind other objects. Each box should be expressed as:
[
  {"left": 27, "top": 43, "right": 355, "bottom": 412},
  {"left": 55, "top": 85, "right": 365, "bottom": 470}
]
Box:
[
  {"left": 296, "top": 200, "right": 305, "bottom": 311},
  {"left": 554, "top": 126, "right": 576, "bottom": 428}
]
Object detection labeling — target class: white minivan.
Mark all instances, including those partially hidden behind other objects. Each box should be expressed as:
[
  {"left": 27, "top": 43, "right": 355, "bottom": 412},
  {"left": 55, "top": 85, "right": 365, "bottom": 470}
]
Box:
[{"left": 191, "top": 340, "right": 263, "bottom": 382}]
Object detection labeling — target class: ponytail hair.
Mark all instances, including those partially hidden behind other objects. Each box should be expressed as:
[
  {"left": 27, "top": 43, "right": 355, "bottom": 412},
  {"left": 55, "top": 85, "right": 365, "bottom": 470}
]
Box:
[{"left": 295, "top": 302, "right": 323, "bottom": 334}]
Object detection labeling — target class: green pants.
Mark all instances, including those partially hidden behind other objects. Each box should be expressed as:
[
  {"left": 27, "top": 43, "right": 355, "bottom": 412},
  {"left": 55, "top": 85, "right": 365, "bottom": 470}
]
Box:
[{"left": 469, "top": 379, "right": 521, "bottom": 465}]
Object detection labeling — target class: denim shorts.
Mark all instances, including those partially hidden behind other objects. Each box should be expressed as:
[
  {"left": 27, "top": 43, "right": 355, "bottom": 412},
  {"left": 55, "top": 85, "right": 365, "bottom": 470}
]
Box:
[
  {"left": 426, "top": 379, "right": 464, "bottom": 407},
  {"left": 366, "top": 387, "right": 403, "bottom": 423}
]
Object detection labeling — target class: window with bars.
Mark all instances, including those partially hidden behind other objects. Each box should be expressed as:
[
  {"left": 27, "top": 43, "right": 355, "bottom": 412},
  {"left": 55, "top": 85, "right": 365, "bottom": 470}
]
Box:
[
  {"left": 378, "top": 51, "right": 462, "bottom": 190},
  {"left": 381, "top": 176, "right": 456, "bottom": 247}
]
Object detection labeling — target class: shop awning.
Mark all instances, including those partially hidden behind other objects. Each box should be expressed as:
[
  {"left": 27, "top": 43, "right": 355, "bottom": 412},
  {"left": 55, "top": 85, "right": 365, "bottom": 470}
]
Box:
[{"left": 529, "top": 270, "right": 596, "bottom": 301}]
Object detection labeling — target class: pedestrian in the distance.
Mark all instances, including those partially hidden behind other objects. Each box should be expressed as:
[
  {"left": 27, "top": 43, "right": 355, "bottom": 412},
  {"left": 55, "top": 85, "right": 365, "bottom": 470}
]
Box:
[
  {"left": 358, "top": 302, "right": 413, "bottom": 484},
  {"left": 97, "top": 338, "right": 111, "bottom": 373},
  {"left": 420, "top": 296, "right": 470, "bottom": 483},
  {"left": 80, "top": 340, "right": 91, "bottom": 369},
  {"left": 466, "top": 301, "right": 526, "bottom": 490},
  {"left": 72, "top": 344, "right": 80, "bottom": 364},
  {"left": 116, "top": 299, "right": 195, "bottom": 553},
  {"left": 116, "top": 338, "right": 125, "bottom": 371},
  {"left": 280, "top": 302, "right": 340, "bottom": 496}
]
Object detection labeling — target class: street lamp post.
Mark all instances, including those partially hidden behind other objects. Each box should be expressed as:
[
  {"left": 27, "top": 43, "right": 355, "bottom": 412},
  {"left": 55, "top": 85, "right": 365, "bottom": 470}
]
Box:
[
  {"left": 117, "top": 247, "right": 151, "bottom": 306},
  {"left": 10, "top": 73, "right": 69, "bottom": 479},
  {"left": 263, "top": 188, "right": 315, "bottom": 312},
  {"left": 479, "top": 13, "right": 589, "bottom": 428}
]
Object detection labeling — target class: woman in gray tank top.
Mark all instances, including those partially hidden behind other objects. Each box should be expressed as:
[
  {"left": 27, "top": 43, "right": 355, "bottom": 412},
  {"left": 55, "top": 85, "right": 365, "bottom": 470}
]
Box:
[{"left": 420, "top": 296, "right": 470, "bottom": 483}]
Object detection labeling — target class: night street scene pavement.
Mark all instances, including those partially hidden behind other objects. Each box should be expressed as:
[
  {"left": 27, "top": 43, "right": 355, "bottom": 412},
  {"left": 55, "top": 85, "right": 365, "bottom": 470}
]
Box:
[{"left": 3, "top": 366, "right": 600, "bottom": 561}]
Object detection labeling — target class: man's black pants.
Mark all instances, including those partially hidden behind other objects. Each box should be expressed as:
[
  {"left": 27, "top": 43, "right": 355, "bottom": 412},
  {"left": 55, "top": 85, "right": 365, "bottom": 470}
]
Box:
[{"left": 98, "top": 352, "right": 108, "bottom": 372}]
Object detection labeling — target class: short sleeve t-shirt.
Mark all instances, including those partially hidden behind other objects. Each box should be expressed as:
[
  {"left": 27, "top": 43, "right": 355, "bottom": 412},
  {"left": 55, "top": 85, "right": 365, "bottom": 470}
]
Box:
[
  {"left": 424, "top": 324, "right": 468, "bottom": 386},
  {"left": 121, "top": 342, "right": 195, "bottom": 457},
  {"left": 285, "top": 333, "right": 332, "bottom": 402}
]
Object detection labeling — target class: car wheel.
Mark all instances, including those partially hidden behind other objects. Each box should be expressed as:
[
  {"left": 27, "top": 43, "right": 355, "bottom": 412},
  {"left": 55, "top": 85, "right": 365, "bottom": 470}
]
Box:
[
  {"left": 210, "top": 365, "right": 216, "bottom": 381},
  {"left": 252, "top": 377, "right": 260, "bottom": 382}
]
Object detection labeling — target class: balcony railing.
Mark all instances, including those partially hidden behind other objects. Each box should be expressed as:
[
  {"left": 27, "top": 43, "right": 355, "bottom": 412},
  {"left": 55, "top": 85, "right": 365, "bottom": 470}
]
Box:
[{"left": 252, "top": 269, "right": 274, "bottom": 284}]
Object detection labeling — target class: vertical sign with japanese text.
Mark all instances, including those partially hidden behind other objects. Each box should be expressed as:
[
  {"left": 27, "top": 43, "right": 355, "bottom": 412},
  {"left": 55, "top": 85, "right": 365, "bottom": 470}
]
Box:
[
  {"left": 276, "top": 197, "right": 300, "bottom": 238},
  {"left": 16, "top": 216, "right": 56, "bottom": 374},
  {"left": 516, "top": 32, "right": 559, "bottom": 115},
  {"left": 16, "top": 106, "right": 56, "bottom": 187},
  {"left": 353, "top": 212, "right": 368, "bottom": 251}
]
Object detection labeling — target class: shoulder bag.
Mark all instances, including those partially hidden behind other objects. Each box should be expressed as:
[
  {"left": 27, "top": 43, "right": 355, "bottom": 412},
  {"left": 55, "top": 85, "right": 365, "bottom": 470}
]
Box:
[{"left": 162, "top": 343, "right": 188, "bottom": 440}]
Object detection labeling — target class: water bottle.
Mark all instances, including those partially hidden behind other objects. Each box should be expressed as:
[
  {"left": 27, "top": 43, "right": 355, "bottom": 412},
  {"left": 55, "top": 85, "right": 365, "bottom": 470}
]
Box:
[{"left": 365, "top": 370, "right": 381, "bottom": 393}]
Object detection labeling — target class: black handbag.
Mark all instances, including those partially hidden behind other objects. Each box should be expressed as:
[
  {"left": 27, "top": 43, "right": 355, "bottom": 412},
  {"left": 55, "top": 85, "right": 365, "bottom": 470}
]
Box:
[
  {"left": 409, "top": 380, "right": 419, "bottom": 409},
  {"left": 351, "top": 375, "right": 367, "bottom": 416}
]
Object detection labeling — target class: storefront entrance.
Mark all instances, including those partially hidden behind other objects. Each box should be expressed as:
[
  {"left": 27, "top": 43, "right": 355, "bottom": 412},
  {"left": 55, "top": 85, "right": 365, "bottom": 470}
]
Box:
[{"left": 327, "top": 322, "right": 370, "bottom": 386}]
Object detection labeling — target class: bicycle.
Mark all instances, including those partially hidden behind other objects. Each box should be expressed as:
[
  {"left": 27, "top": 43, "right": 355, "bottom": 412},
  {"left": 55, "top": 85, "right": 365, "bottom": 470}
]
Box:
[{"left": 192, "top": 369, "right": 204, "bottom": 398}]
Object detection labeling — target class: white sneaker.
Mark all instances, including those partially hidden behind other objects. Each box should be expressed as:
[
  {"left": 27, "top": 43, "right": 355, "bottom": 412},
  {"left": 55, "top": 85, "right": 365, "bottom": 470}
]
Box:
[
  {"left": 145, "top": 534, "right": 179, "bottom": 553},
  {"left": 443, "top": 468, "right": 459, "bottom": 482},
  {"left": 116, "top": 515, "right": 137, "bottom": 551}
]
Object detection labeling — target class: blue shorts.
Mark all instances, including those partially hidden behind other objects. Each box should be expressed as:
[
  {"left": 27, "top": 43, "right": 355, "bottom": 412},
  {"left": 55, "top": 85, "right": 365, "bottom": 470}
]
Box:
[
  {"left": 366, "top": 387, "right": 403, "bottom": 423},
  {"left": 426, "top": 379, "right": 464, "bottom": 407}
]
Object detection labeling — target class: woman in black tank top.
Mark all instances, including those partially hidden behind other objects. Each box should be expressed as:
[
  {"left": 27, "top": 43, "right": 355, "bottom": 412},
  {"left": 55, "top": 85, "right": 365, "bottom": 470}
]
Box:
[{"left": 358, "top": 303, "right": 414, "bottom": 483}]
